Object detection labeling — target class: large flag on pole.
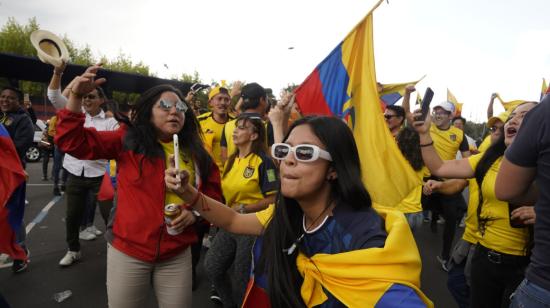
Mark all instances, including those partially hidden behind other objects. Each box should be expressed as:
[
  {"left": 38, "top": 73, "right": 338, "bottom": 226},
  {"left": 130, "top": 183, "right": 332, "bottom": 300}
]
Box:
[
  {"left": 294, "top": 0, "right": 420, "bottom": 207},
  {"left": 447, "top": 88, "right": 463, "bottom": 116},
  {"left": 0, "top": 124, "right": 27, "bottom": 260},
  {"left": 379, "top": 75, "right": 426, "bottom": 106}
]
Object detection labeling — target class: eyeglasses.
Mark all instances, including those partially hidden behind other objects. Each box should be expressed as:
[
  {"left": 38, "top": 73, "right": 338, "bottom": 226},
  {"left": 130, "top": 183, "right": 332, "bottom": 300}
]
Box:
[
  {"left": 159, "top": 99, "right": 188, "bottom": 113},
  {"left": 271, "top": 143, "right": 332, "bottom": 162},
  {"left": 83, "top": 94, "right": 99, "bottom": 100},
  {"left": 384, "top": 114, "right": 398, "bottom": 120},
  {"left": 432, "top": 111, "right": 450, "bottom": 117}
]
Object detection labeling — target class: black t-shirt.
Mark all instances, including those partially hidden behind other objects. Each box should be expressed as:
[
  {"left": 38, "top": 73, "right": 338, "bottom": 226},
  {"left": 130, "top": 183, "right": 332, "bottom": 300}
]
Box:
[{"left": 505, "top": 96, "right": 550, "bottom": 291}]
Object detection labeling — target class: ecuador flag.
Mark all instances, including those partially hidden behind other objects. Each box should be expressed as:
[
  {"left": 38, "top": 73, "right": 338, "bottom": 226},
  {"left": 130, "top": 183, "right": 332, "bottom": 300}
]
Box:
[{"left": 294, "top": 0, "right": 420, "bottom": 207}]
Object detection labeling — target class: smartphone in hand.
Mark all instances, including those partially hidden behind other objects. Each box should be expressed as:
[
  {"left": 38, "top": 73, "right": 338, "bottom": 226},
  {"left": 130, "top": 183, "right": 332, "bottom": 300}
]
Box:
[{"left": 418, "top": 87, "right": 434, "bottom": 121}]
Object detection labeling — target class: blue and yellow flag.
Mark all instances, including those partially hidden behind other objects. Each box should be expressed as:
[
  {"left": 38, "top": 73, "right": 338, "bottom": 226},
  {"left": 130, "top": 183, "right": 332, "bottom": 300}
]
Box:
[
  {"left": 379, "top": 75, "right": 426, "bottom": 106},
  {"left": 294, "top": 0, "right": 420, "bottom": 207}
]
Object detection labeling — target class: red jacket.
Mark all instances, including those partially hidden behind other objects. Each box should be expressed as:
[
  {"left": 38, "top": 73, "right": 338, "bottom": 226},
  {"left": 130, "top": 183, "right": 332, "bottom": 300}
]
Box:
[{"left": 55, "top": 109, "right": 222, "bottom": 262}]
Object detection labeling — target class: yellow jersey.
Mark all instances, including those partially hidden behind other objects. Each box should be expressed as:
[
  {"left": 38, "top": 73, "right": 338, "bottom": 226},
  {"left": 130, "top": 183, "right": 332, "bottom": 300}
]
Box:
[
  {"left": 198, "top": 112, "right": 232, "bottom": 172},
  {"left": 467, "top": 153, "right": 530, "bottom": 256},
  {"left": 430, "top": 123, "right": 469, "bottom": 161},
  {"left": 222, "top": 152, "right": 278, "bottom": 207},
  {"left": 462, "top": 178, "right": 480, "bottom": 244}
]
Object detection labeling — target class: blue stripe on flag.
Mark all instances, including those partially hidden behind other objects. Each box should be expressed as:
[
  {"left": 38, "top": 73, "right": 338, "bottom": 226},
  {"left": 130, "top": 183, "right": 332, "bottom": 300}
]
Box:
[
  {"left": 317, "top": 42, "right": 351, "bottom": 117},
  {"left": 380, "top": 93, "right": 403, "bottom": 106}
]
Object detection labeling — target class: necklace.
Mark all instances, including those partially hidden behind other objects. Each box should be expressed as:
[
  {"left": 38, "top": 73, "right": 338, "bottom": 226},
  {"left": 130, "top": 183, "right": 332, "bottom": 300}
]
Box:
[{"left": 283, "top": 206, "right": 331, "bottom": 255}]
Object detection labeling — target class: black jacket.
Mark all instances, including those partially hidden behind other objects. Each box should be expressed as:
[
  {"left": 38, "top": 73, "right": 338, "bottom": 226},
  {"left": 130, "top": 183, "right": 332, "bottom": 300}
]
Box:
[{"left": 0, "top": 107, "right": 34, "bottom": 166}]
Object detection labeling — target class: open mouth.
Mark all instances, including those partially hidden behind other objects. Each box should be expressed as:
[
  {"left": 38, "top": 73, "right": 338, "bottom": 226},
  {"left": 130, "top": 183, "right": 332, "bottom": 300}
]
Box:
[{"left": 506, "top": 126, "right": 517, "bottom": 137}]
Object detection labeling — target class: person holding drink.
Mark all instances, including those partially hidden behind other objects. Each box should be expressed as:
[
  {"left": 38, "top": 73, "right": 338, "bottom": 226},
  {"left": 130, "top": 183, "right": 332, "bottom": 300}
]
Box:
[{"left": 55, "top": 65, "right": 221, "bottom": 308}]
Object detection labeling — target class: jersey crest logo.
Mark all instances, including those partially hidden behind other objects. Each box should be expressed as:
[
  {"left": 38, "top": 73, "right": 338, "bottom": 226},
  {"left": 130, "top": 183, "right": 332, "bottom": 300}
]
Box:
[
  {"left": 450, "top": 134, "right": 456, "bottom": 141},
  {"left": 243, "top": 166, "right": 255, "bottom": 178}
]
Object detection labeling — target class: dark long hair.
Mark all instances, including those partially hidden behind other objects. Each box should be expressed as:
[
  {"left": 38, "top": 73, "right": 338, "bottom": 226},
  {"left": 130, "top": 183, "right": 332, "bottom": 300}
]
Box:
[
  {"left": 396, "top": 126, "right": 424, "bottom": 171},
  {"left": 474, "top": 128, "right": 506, "bottom": 234},
  {"left": 115, "top": 84, "right": 212, "bottom": 182},
  {"left": 258, "top": 116, "right": 372, "bottom": 307},
  {"left": 223, "top": 115, "right": 268, "bottom": 176}
]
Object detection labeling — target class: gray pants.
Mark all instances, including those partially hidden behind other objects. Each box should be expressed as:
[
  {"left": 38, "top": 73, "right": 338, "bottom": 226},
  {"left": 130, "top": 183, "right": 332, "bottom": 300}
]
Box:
[{"left": 204, "top": 229, "right": 255, "bottom": 308}]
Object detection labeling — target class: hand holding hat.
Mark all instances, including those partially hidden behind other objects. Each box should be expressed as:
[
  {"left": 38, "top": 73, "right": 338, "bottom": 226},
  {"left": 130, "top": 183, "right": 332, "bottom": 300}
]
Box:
[{"left": 30, "top": 30, "right": 70, "bottom": 67}]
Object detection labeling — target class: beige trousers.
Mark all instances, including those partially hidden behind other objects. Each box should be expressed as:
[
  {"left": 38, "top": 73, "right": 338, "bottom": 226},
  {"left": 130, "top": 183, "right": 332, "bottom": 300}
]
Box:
[{"left": 106, "top": 244, "right": 192, "bottom": 308}]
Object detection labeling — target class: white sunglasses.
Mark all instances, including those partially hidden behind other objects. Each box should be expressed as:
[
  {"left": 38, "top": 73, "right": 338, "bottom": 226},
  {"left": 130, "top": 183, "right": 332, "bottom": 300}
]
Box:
[{"left": 271, "top": 143, "right": 332, "bottom": 162}]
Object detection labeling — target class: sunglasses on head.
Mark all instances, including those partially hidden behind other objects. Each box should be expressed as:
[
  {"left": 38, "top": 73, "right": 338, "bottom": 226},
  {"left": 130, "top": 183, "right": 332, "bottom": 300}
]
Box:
[
  {"left": 271, "top": 143, "right": 333, "bottom": 162},
  {"left": 159, "top": 99, "right": 188, "bottom": 113}
]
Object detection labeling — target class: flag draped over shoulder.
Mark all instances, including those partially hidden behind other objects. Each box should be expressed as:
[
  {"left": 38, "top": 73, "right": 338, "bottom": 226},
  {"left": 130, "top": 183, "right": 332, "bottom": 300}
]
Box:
[
  {"left": 379, "top": 75, "right": 425, "bottom": 106},
  {"left": 294, "top": 0, "right": 420, "bottom": 207},
  {"left": 447, "top": 88, "right": 463, "bottom": 116},
  {"left": 0, "top": 124, "right": 27, "bottom": 260}
]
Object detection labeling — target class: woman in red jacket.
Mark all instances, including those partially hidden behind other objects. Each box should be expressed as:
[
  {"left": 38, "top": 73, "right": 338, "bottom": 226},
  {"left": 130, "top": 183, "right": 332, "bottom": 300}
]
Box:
[{"left": 55, "top": 65, "right": 222, "bottom": 308}]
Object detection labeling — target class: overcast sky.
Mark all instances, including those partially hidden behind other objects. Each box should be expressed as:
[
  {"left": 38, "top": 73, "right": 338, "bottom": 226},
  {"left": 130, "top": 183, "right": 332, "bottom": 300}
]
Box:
[{"left": 1, "top": 0, "right": 549, "bottom": 122}]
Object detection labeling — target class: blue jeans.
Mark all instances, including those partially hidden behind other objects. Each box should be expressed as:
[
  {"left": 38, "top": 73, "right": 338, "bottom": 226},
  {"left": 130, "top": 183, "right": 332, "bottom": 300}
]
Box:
[{"left": 510, "top": 279, "right": 550, "bottom": 307}]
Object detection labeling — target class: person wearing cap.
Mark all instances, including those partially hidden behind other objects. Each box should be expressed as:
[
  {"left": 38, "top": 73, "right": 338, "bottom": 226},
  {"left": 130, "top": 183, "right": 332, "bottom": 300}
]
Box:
[
  {"left": 220, "top": 82, "right": 272, "bottom": 165},
  {"left": 478, "top": 111, "right": 508, "bottom": 153},
  {"left": 197, "top": 83, "right": 234, "bottom": 172},
  {"left": 407, "top": 99, "right": 470, "bottom": 271}
]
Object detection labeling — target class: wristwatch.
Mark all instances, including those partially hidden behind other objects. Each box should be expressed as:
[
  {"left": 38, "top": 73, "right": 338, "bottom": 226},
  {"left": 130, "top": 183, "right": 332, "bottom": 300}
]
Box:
[{"left": 238, "top": 204, "right": 246, "bottom": 214}]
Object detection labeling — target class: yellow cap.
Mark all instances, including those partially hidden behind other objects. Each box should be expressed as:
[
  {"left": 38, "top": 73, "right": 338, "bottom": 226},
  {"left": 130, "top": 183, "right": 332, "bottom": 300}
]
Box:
[
  {"left": 208, "top": 80, "right": 229, "bottom": 101},
  {"left": 487, "top": 111, "right": 510, "bottom": 128}
]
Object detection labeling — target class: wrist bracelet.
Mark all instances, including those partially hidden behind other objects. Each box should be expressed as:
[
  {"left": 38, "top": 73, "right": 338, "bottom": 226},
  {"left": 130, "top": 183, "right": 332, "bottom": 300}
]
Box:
[
  {"left": 186, "top": 190, "right": 201, "bottom": 208},
  {"left": 420, "top": 141, "right": 434, "bottom": 147}
]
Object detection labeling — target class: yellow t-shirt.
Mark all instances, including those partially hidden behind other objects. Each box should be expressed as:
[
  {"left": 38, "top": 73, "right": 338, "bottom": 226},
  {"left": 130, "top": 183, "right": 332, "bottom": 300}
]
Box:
[
  {"left": 477, "top": 135, "right": 491, "bottom": 153},
  {"left": 48, "top": 115, "right": 58, "bottom": 137},
  {"left": 222, "top": 152, "right": 278, "bottom": 208},
  {"left": 221, "top": 115, "right": 271, "bottom": 164},
  {"left": 160, "top": 140, "right": 195, "bottom": 206},
  {"left": 256, "top": 204, "right": 275, "bottom": 227},
  {"left": 396, "top": 169, "right": 426, "bottom": 213},
  {"left": 430, "top": 124, "right": 467, "bottom": 161},
  {"left": 467, "top": 153, "right": 530, "bottom": 256},
  {"left": 198, "top": 112, "right": 232, "bottom": 172},
  {"left": 462, "top": 178, "right": 480, "bottom": 244}
]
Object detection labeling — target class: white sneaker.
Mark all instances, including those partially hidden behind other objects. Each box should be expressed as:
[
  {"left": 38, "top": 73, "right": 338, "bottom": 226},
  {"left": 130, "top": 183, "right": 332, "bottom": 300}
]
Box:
[
  {"left": 87, "top": 226, "right": 103, "bottom": 236},
  {"left": 79, "top": 229, "right": 97, "bottom": 241},
  {"left": 59, "top": 250, "right": 81, "bottom": 267}
]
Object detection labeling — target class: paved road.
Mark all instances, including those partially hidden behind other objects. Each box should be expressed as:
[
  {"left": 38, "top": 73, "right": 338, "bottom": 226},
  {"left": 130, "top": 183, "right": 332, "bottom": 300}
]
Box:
[{"left": 0, "top": 162, "right": 458, "bottom": 307}]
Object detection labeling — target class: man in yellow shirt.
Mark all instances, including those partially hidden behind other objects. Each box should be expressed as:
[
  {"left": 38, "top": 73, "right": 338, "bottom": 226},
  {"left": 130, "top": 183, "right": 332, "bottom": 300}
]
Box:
[
  {"left": 424, "top": 101, "right": 470, "bottom": 271},
  {"left": 197, "top": 84, "right": 234, "bottom": 172}
]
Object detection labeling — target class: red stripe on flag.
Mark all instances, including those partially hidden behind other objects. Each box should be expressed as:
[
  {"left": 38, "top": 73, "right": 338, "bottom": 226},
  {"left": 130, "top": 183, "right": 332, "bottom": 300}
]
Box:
[{"left": 295, "top": 69, "right": 333, "bottom": 116}]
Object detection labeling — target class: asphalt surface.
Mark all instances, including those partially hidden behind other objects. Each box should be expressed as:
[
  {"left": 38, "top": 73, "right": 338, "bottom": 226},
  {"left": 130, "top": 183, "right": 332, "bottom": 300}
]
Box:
[{"left": 0, "top": 161, "right": 458, "bottom": 308}]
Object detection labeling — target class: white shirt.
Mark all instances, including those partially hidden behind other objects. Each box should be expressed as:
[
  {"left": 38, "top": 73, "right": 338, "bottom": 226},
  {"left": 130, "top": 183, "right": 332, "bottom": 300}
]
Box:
[
  {"left": 47, "top": 88, "right": 68, "bottom": 110},
  {"left": 62, "top": 110, "right": 119, "bottom": 178}
]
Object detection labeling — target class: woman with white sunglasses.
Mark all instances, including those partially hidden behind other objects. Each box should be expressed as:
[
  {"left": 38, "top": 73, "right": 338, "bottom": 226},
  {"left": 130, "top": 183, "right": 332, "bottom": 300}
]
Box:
[
  {"left": 166, "top": 116, "right": 432, "bottom": 307},
  {"left": 55, "top": 65, "right": 222, "bottom": 308}
]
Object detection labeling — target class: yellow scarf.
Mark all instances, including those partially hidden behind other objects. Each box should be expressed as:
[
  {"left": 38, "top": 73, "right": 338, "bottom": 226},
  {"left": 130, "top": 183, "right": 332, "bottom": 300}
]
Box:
[{"left": 296, "top": 208, "right": 433, "bottom": 307}]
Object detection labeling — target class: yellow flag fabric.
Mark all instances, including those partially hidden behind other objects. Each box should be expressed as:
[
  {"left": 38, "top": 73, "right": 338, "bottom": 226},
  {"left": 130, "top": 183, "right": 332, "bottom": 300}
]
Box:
[
  {"left": 296, "top": 208, "right": 433, "bottom": 307},
  {"left": 447, "top": 88, "right": 463, "bottom": 116},
  {"left": 342, "top": 1, "right": 421, "bottom": 207},
  {"left": 416, "top": 92, "right": 423, "bottom": 106},
  {"left": 495, "top": 93, "right": 524, "bottom": 112},
  {"left": 379, "top": 75, "right": 426, "bottom": 103}
]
